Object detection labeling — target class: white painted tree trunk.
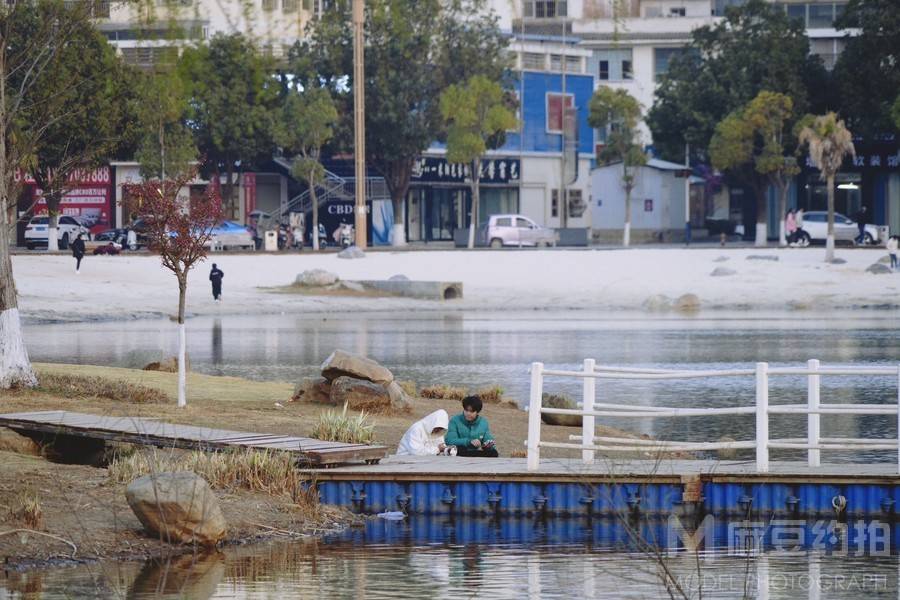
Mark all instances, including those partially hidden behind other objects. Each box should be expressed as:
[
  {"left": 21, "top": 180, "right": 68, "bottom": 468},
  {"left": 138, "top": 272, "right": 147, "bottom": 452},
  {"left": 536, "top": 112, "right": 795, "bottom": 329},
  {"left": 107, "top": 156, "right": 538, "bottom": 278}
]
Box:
[
  {"left": 623, "top": 222, "right": 631, "bottom": 247},
  {"left": 177, "top": 321, "right": 186, "bottom": 408},
  {"left": 47, "top": 226, "right": 59, "bottom": 252},
  {"left": 0, "top": 308, "right": 37, "bottom": 388},
  {"left": 778, "top": 218, "right": 787, "bottom": 247},
  {"left": 391, "top": 223, "right": 406, "bottom": 247},
  {"left": 826, "top": 234, "right": 835, "bottom": 263},
  {"left": 755, "top": 223, "right": 767, "bottom": 247}
]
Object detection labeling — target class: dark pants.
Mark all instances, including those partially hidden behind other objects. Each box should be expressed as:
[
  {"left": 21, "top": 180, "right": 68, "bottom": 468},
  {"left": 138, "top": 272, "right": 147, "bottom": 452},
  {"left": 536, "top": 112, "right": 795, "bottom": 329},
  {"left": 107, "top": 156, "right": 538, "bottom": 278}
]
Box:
[
  {"left": 891, "top": 254, "right": 898, "bottom": 270},
  {"left": 857, "top": 224, "right": 866, "bottom": 244},
  {"left": 74, "top": 255, "right": 83, "bottom": 270},
  {"left": 456, "top": 445, "right": 499, "bottom": 458},
  {"left": 212, "top": 283, "right": 222, "bottom": 300}
]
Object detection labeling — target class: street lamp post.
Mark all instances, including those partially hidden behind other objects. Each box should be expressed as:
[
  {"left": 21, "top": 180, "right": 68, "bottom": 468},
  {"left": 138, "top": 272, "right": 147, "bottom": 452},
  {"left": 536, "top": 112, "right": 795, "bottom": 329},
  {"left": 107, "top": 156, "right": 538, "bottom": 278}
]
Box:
[{"left": 352, "top": 0, "right": 367, "bottom": 248}]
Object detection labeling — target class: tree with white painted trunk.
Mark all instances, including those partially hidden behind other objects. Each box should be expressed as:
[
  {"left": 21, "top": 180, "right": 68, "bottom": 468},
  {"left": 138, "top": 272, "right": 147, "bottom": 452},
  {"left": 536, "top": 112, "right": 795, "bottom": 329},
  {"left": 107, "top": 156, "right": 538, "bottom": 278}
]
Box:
[
  {"left": 799, "top": 113, "right": 856, "bottom": 263},
  {"left": 126, "top": 175, "right": 222, "bottom": 407},
  {"left": 588, "top": 87, "right": 646, "bottom": 247},
  {"left": 0, "top": 0, "right": 104, "bottom": 388}
]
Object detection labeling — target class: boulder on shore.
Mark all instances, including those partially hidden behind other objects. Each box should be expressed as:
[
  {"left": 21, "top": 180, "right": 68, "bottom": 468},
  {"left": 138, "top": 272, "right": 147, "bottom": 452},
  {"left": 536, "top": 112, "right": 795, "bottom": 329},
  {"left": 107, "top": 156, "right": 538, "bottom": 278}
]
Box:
[
  {"left": 674, "top": 293, "right": 701, "bottom": 312},
  {"left": 321, "top": 350, "right": 394, "bottom": 386},
  {"left": 125, "top": 471, "right": 226, "bottom": 546},
  {"left": 866, "top": 263, "right": 892, "bottom": 274},
  {"left": 329, "top": 376, "right": 392, "bottom": 410},
  {"left": 291, "top": 376, "right": 332, "bottom": 403},
  {"left": 295, "top": 269, "right": 339, "bottom": 287},
  {"left": 144, "top": 355, "right": 190, "bottom": 373},
  {"left": 710, "top": 266, "right": 736, "bottom": 277}
]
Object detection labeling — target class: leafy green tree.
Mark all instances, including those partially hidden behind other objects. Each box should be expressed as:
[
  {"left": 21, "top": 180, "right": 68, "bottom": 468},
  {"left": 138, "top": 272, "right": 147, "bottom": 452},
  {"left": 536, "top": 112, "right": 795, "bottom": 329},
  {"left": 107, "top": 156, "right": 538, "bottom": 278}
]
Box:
[
  {"left": 179, "top": 34, "right": 278, "bottom": 219},
  {"left": 22, "top": 7, "right": 125, "bottom": 251},
  {"left": 274, "top": 87, "right": 338, "bottom": 251},
  {"left": 1, "top": 0, "right": 114, "bottom": 388},
  {"left": 588, "top": 87, "right": 646, "bottom": 247},
  {"left": 647, "top": 0, "right": 824, "bottom": 166},
  {"left": 709, "top": 91, "right": 802, "bottom": 247},
  {"left": 833, "top": 0, "right": 900, "bottom": 138},
  {"left": 134, "top": 68, "right": 197, "bottom": 182},
  {"left": 297, "top": 0, "right": 509, "bottom": 246},
  {"left": 440, "top": 75, "right": 517, "bottom": 249},
  {"left": 798, "top": 113, "right": 856, "bottom": 263}
]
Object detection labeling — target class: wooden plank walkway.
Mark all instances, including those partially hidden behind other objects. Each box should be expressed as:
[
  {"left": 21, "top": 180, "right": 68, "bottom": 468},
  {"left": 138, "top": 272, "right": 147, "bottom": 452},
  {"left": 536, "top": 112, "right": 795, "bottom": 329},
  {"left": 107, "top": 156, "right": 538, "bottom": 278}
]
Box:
[
  {"left": 306, "top": 455, "right": 900, "bottom": 483},
  {"left": 0, "top": 411, "right": 387, "bottom": 466}
]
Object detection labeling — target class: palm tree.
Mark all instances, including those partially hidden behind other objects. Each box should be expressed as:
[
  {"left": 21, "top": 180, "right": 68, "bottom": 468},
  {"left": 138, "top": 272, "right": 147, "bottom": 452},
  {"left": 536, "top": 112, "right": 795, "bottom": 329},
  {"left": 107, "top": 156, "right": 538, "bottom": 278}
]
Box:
[{"left": 798, "top": 113, "right": 855, "bottom": 263}]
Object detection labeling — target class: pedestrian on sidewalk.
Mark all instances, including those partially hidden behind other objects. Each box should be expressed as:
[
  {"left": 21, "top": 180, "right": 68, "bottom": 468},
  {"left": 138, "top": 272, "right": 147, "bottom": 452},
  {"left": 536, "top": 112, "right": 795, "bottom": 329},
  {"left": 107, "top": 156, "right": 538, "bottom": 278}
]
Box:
[
  {"left": 887, "top": 235, "right": 899, "bottom": 271},
  {"left": 71, "top": 233, "right": 86, "bottom": 273},
  {"left": 853, "top": 206, "right": 869, "bottom": 244},
  {"left": 785, "top": 209, "right": 797, "bottom": 245},
  {"left": 209, "top": 263, "right": 224, "bottom": 301}
]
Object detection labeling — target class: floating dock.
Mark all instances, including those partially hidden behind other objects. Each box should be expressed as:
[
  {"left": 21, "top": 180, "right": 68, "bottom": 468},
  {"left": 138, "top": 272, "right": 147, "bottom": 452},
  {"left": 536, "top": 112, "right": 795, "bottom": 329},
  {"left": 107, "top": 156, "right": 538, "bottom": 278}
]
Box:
[{"left": 309, "top": 455, "right": 900, "bottom": 519}]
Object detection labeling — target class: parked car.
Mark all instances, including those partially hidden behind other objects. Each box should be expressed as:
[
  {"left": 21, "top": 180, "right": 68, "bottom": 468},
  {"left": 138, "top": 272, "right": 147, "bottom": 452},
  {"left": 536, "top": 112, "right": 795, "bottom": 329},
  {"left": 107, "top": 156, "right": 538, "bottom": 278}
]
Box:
[
  {"left": 797, "top": 211, "right": 881, "bottom": 246},
  {"left": 24, "top": 215, "right": 91, "bottom": 250},
  {"left": 482, "top": 214, "right": 557, "bottom": 248},
  {"left": 205, "top": 220, "right": 255, "bottom": 251},
  {"left": 93, "top": 219, "right": 148, "bottom": 250}
]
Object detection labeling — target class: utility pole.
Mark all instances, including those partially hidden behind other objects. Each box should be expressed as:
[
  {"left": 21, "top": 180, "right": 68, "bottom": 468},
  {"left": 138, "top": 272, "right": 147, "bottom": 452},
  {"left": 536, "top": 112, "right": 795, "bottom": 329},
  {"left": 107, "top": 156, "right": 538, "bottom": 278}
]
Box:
[
  {"left": 684, "top": 142, "right": 691, "bottom": 245},
  {"left": 352, "top": 0, "right": 367, "bottom": 248}
]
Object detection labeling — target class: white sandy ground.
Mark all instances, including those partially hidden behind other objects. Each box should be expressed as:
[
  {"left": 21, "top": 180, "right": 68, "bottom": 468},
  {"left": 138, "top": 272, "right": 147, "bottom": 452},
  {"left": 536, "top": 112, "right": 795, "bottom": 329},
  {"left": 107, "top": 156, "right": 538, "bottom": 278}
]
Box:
[{"left": 9, "top": 246, "right": 900, "bottom": 323}]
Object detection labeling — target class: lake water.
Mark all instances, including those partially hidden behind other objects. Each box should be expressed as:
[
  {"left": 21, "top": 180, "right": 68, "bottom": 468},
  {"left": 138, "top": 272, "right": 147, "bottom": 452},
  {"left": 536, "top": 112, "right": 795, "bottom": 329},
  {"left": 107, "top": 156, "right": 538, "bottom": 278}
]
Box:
[
  {"left": 23, "top": 310, "right": 900, "bottom": 459},
  {"left": 5, "top": 516, "right": 900, "bottom": 599}
]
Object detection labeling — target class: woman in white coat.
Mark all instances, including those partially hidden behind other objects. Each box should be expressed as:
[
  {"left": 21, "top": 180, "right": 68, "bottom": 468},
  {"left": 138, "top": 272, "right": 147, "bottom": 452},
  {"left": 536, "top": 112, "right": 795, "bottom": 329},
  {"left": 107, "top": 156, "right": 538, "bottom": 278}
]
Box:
[{"left": 397, "top": 409, "right": 449, "bottom": 456}]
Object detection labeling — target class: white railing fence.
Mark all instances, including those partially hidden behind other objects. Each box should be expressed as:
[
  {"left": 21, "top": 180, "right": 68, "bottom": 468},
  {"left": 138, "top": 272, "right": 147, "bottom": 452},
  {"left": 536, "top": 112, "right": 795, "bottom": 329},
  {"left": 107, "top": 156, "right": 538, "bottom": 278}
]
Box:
[{"left": 526, "top": 360, "right": 900, "bottom": 473}]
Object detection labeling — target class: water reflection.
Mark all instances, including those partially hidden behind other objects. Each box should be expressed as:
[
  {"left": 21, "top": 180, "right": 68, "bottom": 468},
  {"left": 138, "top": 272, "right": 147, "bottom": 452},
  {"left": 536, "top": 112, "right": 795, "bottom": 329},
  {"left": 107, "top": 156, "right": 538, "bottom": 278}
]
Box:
[{"left": 127, "top": 552, "right": 224, "bottom": 599}]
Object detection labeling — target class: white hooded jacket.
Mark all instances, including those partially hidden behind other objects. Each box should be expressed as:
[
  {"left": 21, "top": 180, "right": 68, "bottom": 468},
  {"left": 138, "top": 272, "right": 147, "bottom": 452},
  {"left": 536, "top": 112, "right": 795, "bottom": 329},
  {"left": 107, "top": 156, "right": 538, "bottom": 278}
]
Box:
[{"left": 397, "top": 409, "right": 449, "bottom": 456}]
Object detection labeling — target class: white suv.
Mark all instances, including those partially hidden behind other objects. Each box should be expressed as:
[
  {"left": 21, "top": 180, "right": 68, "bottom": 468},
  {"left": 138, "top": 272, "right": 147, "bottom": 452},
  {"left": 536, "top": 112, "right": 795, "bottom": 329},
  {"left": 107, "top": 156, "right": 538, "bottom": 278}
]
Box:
[
  {"left": 24, "top": 215, "right": 91, "bottom": 250},
  {"left": 797, "top": 211, "right": 881, "bottom": 246}
]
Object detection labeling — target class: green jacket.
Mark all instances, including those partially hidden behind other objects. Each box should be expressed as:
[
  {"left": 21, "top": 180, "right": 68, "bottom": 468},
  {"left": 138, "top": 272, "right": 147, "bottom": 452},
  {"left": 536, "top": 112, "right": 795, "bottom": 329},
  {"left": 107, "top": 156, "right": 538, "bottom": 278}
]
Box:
[{"left": 446, "top": 413, "right": 494, "bottom": 448}]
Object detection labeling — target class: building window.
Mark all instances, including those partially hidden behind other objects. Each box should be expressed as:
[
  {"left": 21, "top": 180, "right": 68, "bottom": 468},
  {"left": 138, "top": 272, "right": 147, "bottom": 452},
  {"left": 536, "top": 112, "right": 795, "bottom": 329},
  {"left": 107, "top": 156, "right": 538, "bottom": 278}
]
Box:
[
  {"left": 567, "top": 189, "right": 585, "bottom": 218},
  {"left": 522, "top": 52, "right": 545, "bottom": 70},
  {"left": 551, "top": 189, "right": 559, "bottom": 218},
  {"left": 654, "top": 47, "right": 689, "bottom": 79},
  {"left": 598, "top": 60, "right": 609, "bottom": 80},
  {"left": 594, "top": 48, "right": 633, "bottom": 81},
  {"left": 262, "top": 0, "right": 276, "bottom": 10},
  {"left": 808, "top": 3, "right": 834, "bottom": 27},
  {"left": 786, "top": 3, "right": 805, "bottom": 22},
  {"left": 669, "top": 6, "right": 685, "bottom": 16},
  {"left": 283, "top": 0, "right": 298, "bottom": 11},
  {"left": 550, "top": 54, "right": 563, "bottom": 71},
  {"left": 523, "top": 0, "right": 567, "bottom": 18},
  {"left": 566, "top": 56, "right": 582, "bottom": 73},
  {"left": 547, "top": 93, "right": 574, "bottom": 133}
]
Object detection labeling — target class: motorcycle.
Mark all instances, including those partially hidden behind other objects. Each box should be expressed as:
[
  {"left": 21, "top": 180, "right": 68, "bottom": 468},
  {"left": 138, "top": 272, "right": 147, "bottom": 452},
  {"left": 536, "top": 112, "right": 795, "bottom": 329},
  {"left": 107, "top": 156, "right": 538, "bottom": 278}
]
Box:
[
  {"left": 316, "top": 223, "right": 328, "bottom": 249},
  {"left": 339, "top": 223, "right": 354, "bottom": 249}
]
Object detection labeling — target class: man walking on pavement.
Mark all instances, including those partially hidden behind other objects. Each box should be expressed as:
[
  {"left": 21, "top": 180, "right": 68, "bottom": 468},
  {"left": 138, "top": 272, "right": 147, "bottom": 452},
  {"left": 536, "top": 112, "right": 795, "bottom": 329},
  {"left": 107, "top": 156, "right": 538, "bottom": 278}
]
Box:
[
  {"left": 853, "top": 205, "right": 868, "bottom": 245},
  {"left": 209, "top": 263, "right": 224, "bottom": 302}
]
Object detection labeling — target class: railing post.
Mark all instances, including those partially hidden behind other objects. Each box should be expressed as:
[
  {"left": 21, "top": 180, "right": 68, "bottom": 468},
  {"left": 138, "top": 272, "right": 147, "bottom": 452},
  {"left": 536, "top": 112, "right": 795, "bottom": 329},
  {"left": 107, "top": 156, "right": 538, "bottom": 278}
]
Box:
[
  {"left": 756, "top": 362, "right": 769, "bottom": 473},
  {"left": 527, "top": 362, "right": 544, "bottom": 471},
  {"left": 582, "top": 358, "right": 596, "bottom": 464},
  {"left": 808, "top": 359, "right": 821, "bottom": 468}
]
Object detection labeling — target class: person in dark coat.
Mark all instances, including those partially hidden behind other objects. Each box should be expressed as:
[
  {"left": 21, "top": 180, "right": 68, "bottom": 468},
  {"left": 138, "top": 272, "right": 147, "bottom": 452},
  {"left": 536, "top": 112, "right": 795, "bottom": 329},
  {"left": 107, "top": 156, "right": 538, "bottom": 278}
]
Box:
[
  {"left": 853, "top": 206, "right": 868, "bottom": 244},
  {"left": 71, "top": 233, "right": 86, "bottom": 273},
  {"left": 209, "top": 263, "right": 224, "bottom": 301}
]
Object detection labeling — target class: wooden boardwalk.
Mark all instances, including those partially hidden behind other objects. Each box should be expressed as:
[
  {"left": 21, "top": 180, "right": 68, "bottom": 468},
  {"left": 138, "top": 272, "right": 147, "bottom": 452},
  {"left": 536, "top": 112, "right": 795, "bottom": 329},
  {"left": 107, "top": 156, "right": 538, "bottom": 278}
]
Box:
[{"left": 0, "top": 410, "right": 387, "bottom": 466}]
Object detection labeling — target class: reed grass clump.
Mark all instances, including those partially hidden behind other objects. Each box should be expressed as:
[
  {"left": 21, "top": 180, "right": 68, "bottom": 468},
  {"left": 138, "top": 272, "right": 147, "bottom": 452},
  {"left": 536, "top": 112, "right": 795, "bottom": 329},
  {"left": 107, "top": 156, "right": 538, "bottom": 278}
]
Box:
[
  {"left": 420, "top": 384, "right": 467, "bottom": 401},
  {"left": 108, "top": 448, "right": 313, "bottom": 505},
  {"left": 475, "top": 385, "right": 505, "bottom": 404},
  {"left": 9, "top": 490, "right": 43, "bottom": 530},
  {"left": 542, "top": 393, "right": 576, "bottom": 409},
  {"left": 310, "top": 402, "right": 376, "bottom": 444},
  {"left": 37, "top": 373, "right": 169, "bottom": 404},
  {"left": 397, "top": 380, "right": 418, "bottom": 397}
]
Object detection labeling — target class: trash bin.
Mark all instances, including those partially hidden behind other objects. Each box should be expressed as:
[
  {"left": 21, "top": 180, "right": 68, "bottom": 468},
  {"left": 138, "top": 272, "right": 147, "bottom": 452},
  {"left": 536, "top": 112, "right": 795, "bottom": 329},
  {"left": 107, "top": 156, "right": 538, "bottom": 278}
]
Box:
[
  {"left": 264, "top": 230, "right": 278, "bottom": 251},
  {"left": 877, "top": 225, "right": 890, "bottom": 245}
]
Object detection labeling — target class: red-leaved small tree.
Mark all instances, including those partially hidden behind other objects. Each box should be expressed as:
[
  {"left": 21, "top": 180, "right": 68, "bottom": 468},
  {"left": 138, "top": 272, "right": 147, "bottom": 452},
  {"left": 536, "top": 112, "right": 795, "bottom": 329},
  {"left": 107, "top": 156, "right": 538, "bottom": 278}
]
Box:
[{"left": 125, "top": 174, "right": 223, "bottom": 408}]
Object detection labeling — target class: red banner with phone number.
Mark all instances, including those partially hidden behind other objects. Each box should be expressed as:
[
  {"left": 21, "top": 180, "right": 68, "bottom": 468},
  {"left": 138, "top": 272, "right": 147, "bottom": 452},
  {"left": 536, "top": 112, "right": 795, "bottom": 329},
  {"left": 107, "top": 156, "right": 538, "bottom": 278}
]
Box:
[{"left": 17, "top": 166, "right": 112, "bottom": 234}]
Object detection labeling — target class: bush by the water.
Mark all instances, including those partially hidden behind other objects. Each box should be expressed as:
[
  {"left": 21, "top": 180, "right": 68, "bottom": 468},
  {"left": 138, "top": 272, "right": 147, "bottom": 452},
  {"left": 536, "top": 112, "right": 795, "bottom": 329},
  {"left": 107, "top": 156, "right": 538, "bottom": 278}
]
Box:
[
  {"left": 38, "top": 373, "right": 169, "bottom": 404},
  {"left": 475, "top": 386, "right": 505, "bottom": 404},
  {"left": 420, "top": 384, "right": 467, "bottom": 400},
  {"left": 311, "top": 402, "right": 376, "bottom": 445},
  {"left": 108, "top": 448, "right": 315, "bottom": 508},
  {"left": 542, "top": 393, "right": 576, "bottom": 409}
]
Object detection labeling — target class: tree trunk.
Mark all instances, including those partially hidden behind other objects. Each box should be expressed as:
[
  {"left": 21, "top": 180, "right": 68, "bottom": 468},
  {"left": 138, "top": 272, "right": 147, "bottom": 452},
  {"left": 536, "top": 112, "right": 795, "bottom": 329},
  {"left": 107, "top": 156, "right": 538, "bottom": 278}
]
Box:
[
  {"left": 177, "top": 274, "right": 187, "bottom": 408},
  {"left": 46, "top": 190, "right": 60, "bottom": 252},
  {"left": 826, "top": 173, "right": 836, "bottom": 263},
  {"left": 623, "top": 164, "right": 631, "bottom": 247},
  {"left": 224, "top": 164, "right": 235, "bottom": 220},
  {"left": 310, "top": 173, "right": 319, "bottom": 251},
  {"left": 777, "top": 181, "right": 788, "bottom": 248},
  {"left": 754, "top": 182, "right": 768, "bottom": 247},
  {"left": 382, "top": 158, "right": 413, "bottom": 247},
  {"left": 468, "top": 160, "right": 480, "bottom": 249}
]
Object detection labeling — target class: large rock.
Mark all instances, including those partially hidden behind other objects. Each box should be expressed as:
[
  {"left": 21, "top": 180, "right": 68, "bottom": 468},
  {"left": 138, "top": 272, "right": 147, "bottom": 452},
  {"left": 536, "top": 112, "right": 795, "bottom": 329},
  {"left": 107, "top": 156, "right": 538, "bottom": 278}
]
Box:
[
  {"left": 746, "top": 255, "right": 779, "bottom": 262},
  {"left": 321, "top": 350, "right": 393, "bottom": 385},
  {"left": 329, "top": 376, "right": 392, "bottom": 410},
  {"left": 337, "top": 246, "right": 365, "bottom": 259},
  {"left": 126, "top": 472, "right": 226, "bottom": 547},
  {"left": 291, "top": 376, "right": 331, "bottom": 403},
  {"left": 710, "top": 266, "right": 736, "bottom": 277},
  {"left": 643, "top": 294, "right": 671, "bottom": 312},
  {"left": 866, "top": 263, "right": 892, "bottom": 274},
  {"left": 144, "top": 355, "right": 190, "bottom": 373},
  {"left": 385, "top": 380, "right": 412, "bottom": 411},
  {"left": 674, "top": 293, "right": 701, "bottom": 312},
  {"left": 295, "top": 269, "right": 339, "bottom": 287}
]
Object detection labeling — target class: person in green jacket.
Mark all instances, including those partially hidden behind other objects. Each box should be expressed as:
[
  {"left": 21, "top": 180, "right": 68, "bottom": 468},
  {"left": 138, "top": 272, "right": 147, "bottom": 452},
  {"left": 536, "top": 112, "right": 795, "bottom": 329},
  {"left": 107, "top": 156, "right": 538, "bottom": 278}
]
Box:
[{"left": 446, "top": 396, "right": 499, "bottom": 457}]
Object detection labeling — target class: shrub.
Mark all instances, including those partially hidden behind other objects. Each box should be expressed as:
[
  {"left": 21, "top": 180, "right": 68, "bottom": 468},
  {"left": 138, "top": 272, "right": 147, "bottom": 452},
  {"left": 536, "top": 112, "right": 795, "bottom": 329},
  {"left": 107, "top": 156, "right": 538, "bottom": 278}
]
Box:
[
  {"left": 420, "top": 384, "right": 467, "bottom": 401},
  {"left": 542, "top": 393, "right": 576, "bottom": 409},
  {"left": 9, "top": 490, "right": 43, "bottom": 530},
  {"left": 311, "top": 402, "right": 376, "bottom": 445},
  {"left": 475, "top": 385, "right": 504, "bottom": 404},
  {"left": 37, "top": 373, "right": 169, "bottom": 404},
  {"left": 397, "top": 380, "right": 418, "bottom": 397}
]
